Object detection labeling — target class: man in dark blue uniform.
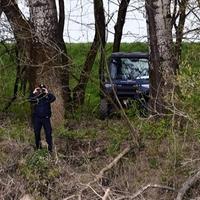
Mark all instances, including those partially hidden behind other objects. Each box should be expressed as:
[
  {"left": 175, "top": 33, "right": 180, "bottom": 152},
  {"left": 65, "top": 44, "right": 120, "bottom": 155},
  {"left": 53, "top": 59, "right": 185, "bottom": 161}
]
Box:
[{"left": 29, "top": 84, "right": 56, "bottom": 152}]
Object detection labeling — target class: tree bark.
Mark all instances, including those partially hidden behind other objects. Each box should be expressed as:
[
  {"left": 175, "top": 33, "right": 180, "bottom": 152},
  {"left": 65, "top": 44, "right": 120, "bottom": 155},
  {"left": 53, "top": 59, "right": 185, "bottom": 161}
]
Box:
[
  {"left": 145, "top": 0, "right": 177, "bottom": 114},
  {"left": 173, "top": 0, "right": 189, "bottom": 67},
  {"left": 73, "top": 33, "right": 100, "bottom": 106},
  {"left": 2, "top": 0, "right": 69, "bottom": 126},
  {"left": 57, "top": 0, "right": 71, "bottom": 116},
  {"left": 113, "top": 0, "right": 130, "bottom": 52},
  {"left": 28, "top": 0, "right": 67, "bottom": 125},
  {"left": 94, "top": 0, "right": 106, "bottom": 96}
]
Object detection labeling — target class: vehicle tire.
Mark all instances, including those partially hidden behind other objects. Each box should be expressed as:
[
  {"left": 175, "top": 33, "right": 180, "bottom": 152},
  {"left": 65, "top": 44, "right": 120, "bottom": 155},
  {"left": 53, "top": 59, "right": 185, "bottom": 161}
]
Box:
[{"left": 99, "top": 98, "right": 109, "bottom": 120}]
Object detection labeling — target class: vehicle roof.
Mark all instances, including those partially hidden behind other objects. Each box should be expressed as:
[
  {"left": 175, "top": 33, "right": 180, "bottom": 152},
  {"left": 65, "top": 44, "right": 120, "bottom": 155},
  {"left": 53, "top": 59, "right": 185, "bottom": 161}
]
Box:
[{"left": 111, "top": 52, "right": 149, "bottom": 58}]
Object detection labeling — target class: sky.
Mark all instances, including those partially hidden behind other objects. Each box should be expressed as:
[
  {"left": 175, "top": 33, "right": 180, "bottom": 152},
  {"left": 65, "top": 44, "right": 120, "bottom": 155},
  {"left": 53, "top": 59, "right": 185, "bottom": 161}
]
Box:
[
  {"left": 1, "top": 0, "right": 199, "bottom": 42},
  {"left": 61, "top": 0, "right": 200, "bottom": 42},
  {"left": 14, "top": 0, "right": 147, "bottom": 43},
  {"left": 63, "top": 0, "right": 147, "bottom": 43}
]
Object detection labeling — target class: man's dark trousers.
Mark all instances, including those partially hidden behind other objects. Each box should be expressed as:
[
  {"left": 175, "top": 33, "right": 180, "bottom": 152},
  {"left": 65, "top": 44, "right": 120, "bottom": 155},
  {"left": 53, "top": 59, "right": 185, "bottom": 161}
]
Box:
[{"left": 33, "top": 116, "right": 52, "bottom": 152}]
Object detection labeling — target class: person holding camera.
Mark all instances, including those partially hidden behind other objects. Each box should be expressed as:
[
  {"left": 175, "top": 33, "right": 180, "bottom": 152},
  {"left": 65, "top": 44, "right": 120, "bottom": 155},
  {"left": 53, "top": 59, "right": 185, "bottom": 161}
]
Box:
[{"left": 29, "top": 84, "right": 56, "bottom": 152}]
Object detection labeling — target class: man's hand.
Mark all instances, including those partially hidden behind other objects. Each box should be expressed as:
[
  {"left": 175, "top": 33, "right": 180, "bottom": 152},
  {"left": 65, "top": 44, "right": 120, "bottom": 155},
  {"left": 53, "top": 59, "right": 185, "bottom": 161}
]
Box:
[
  {"left": 33, "top": 87, "right": 40, "bottom": 94},
  {"left": 43, "top": 88, "right": 48, "bottom": 94}
]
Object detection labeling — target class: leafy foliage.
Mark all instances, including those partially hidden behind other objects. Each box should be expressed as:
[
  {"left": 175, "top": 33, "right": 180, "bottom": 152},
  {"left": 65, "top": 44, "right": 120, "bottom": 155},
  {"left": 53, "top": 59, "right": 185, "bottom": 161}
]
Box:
[{"left": 178, "top": 43, "right": 200, "bottom": 120}]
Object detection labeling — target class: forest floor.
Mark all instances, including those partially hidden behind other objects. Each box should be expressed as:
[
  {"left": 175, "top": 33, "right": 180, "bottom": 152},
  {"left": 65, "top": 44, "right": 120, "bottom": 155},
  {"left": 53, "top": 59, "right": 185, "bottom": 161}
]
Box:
[
  {"left": 0, "top": 42, "right": 200, "bottom": 199},
  {"left": 1, "top": 113, "right": 200, "bottom": 200}
]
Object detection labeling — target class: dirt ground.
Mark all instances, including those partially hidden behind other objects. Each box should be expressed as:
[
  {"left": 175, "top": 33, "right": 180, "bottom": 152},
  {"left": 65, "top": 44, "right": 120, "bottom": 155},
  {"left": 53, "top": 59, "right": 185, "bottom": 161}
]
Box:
[{"left": 0, "top": 118, "right": 200, "bottom": 200}]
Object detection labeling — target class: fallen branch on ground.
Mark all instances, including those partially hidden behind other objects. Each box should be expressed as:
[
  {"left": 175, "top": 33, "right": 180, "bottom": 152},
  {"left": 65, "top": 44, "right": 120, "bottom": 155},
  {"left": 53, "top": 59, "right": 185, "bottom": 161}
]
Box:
[
  {"left": 176, "top": 170, "right": 200, "bottom": 200},
  {"left": 97, "top": 145, "right": 131, "bottom": 180},
  {"left": 116, "top": 184, "right": 174, "bottom": 200},
  {"left": 102, "top": 188, "right": 110, "bottom": 200},
  {"left": 62, "top": 145, "right": 133, "bottom": 200}
]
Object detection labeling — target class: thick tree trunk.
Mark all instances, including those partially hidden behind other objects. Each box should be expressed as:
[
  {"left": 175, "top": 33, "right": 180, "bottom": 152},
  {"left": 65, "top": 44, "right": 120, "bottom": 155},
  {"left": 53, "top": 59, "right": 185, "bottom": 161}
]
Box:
[
  {"left": 73, "top": 33, "right": 100, "bottom": 105},
  {"left": 29, "top": 43, "right": 65, "bottom": 126},
  {"left": 94, "top": 0, "right": 106, "bottom": 96},
  {"left": 113, "top": 0, "right": 130, "bottom": 52},
  {"left": 145, "top": 0, "right": 177, "bottom": 114},
  {"left": 28, "top": 0, "right": 67, "bottom": 125},
  {"left": 73, "top": 0, "right": 105, "bottom": 106},
  {"left": 57, "top": 0, "right": 71, "bottom": 115},
  {"left": 2, "top": 0, "right": 70, "bottom": 126}
]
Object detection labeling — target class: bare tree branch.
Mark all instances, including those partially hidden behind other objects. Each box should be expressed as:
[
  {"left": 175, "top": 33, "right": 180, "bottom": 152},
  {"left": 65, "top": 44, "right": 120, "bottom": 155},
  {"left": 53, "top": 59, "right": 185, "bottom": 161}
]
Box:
[
  {"left": 97, "top": 145, "right": 131, "bottom": 179},
  {"left": 76, "top": 145, "right": 133, "bottom": 200},
  {"left": 102, "top": 188, "right": 110, "bottom": 200},
  {"left": 1, "top": 0, "right": 31, "bottom": 41},
  {"left": 183, "top": 27, "right": 200, "bottom": 35},
  {"left": 176, "top": 170, "right": 200, "bottom": 200},
  {"left": 115, "top": 184, "right": 174, "bottom": 200}
]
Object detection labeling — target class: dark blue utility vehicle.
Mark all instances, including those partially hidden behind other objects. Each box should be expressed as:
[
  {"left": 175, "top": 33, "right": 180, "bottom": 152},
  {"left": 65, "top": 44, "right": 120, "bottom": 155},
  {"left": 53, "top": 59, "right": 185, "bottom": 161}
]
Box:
[{"left": 100, "top": 52, "right": 149, "bottom": 118}]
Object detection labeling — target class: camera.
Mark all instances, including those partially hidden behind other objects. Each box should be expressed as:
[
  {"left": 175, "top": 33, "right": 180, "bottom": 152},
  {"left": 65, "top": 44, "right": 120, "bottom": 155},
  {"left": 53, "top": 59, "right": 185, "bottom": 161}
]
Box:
[
  {"left": 36, "top": 88, "right": 44, "bottom": 93},
  {"left": 36, "top": 86, "right": 46, "bottom": 94},
  {"left": 36, "top": 88, "right": 41, "bottom": 93},
  {"left": 41, "top": 88, "right": 46, "bottom": 93}
]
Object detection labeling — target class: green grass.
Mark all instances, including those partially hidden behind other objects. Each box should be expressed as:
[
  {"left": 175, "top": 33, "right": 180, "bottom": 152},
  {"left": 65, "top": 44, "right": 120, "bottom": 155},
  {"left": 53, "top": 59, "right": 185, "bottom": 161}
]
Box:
[
  {"left": 0, "top": 44, "right": 31, "bottom": 121},
  {"left": 67, "top": 42, "right": 149, "bottom": 112},
  {"left": 0, "top": 45, "right": 16, "bottom": 104},
  {"left": 0, "top": 42, "right": 200, "bottom": 121},
  {"left": 0, "top": 42, "right": 200, "bottom": 200}
]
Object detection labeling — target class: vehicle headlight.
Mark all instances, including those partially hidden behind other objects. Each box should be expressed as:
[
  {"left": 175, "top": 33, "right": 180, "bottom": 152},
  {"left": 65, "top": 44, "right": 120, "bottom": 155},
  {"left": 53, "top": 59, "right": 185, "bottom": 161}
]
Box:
[
  {"left": 105, "top": 83, "right": 113, "bottom": 88},
  {"left": 141, "top": 84, "right": 149, "bottom": 89}
]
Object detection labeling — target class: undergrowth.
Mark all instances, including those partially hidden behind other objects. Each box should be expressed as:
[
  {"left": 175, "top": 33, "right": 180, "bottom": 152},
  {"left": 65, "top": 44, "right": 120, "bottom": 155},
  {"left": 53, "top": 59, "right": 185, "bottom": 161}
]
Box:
[{"left": 0, "top": 42, "right": 200, "bottom": 199}]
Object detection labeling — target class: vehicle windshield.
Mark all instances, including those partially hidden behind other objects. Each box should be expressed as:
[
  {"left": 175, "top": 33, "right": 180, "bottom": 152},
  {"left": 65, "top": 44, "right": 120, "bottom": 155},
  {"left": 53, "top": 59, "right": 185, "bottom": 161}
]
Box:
[{"left": 110, "top": 57, "right": 149, "bottom": 80}]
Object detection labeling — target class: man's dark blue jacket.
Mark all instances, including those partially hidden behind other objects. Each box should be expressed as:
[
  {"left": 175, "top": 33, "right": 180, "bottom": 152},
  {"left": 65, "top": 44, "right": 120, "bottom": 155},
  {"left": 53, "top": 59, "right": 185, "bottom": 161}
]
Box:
[{"left": 29, "top": 92, "right": 56, "bottom": 118}]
